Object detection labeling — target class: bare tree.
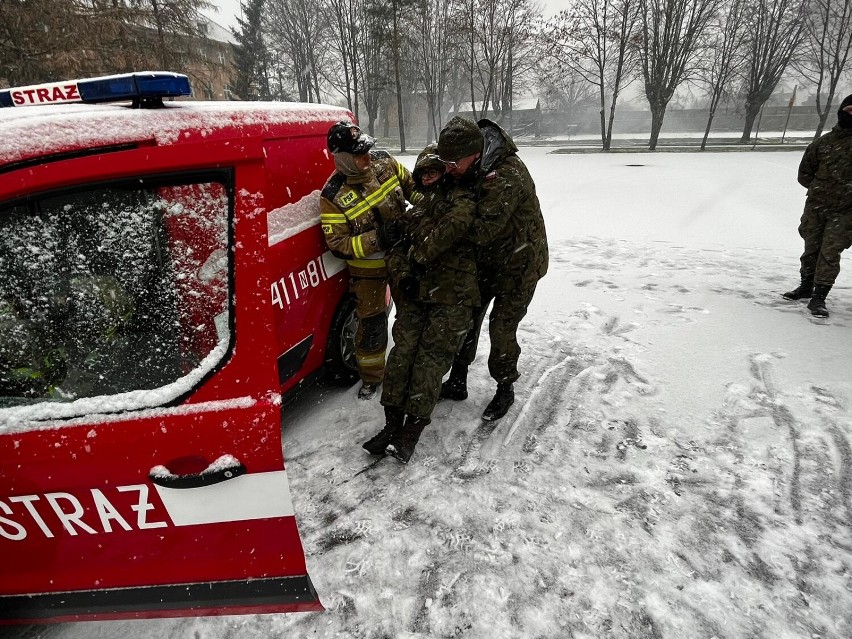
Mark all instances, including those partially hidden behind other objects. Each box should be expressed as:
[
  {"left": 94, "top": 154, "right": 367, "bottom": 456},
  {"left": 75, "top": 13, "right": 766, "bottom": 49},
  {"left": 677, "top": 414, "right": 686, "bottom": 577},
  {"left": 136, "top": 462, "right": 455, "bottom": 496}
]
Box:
[
  {"left": 0, "top": 0, "right": 213, "bottom": 87},
  {"left": 358, "top": 0, "right": 392, "bottom": 134},
  {"left": 460, "top": 0, "right": 540, "bottom": 122},
  {"left": 135, "top": 0, "right": 216, "bottom": 70},
  {"left": 796, "top": 0, "right": 852, "bottom": 139},
  {"left": 534, "top": 53, "right": 596, "bottom": 133},
  {"left": 324, "top": 0, "right": 361, "bottom": 115},
  {"left": 266, "top": 0, "right": 325, "bottom": 102},
  {"left": 545, "top": 0, "right": 640, "bottom": 150},
  {"left": 697, "top": 0, "right": 747, "bottom": 149},
  {"left": 413, "top": 0, "right": 459, "bottom": 142},
  {"left": 738, "top": 0, "right": 807, "bottom": 142},
  {"left": 636, "top": 0, "right": 722, "bottom": 150}
]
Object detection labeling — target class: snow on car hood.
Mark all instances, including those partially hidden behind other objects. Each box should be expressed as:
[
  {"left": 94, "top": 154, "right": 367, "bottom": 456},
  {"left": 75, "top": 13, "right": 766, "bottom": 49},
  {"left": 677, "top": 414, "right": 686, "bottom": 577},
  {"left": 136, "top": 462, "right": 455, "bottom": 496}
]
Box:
[{"left": 0, "top": 101, "right": 351, "bottom": 165}]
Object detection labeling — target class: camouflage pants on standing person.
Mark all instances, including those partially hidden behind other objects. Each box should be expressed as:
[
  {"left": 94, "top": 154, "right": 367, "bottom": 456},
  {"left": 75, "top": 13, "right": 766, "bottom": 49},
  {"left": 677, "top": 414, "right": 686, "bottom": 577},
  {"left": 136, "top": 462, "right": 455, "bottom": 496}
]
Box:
[
  {"left": 382, "top": 300, "right": 472, "bottom": 419},
  {"left": 797, "top": 203, "right": 852, "bottom": 286},
  {"left": 453, "top": 266, "right": 539, "bottom": 387}
]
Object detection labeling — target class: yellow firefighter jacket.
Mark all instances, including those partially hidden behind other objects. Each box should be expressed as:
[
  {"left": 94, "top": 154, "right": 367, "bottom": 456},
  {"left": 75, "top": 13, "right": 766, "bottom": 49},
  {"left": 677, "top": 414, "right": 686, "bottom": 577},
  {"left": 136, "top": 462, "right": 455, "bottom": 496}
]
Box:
[{"left": 320, "top": 150, "right": 419, "bottom": 278}]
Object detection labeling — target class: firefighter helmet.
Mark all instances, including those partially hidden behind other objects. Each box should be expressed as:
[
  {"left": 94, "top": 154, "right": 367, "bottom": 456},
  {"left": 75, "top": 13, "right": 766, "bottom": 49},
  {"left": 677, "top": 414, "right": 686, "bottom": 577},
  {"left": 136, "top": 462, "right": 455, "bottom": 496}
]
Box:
[{"left": 326, "top": 121, "right": 375, "bottom": 155}]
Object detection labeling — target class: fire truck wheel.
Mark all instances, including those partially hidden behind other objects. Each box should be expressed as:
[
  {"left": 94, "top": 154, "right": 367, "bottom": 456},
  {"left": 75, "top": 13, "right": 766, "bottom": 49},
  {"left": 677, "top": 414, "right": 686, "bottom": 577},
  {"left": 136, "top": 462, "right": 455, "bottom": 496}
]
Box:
[{"left": 324, "top": 294, "right": 359, "bottom": 385}]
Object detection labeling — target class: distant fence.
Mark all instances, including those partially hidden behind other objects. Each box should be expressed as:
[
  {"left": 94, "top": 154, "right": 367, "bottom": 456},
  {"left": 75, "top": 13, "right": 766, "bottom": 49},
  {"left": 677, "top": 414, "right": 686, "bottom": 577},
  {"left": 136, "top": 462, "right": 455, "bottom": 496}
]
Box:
[{"left": 540, "top": 105, "right": 823, "bottom": 137}]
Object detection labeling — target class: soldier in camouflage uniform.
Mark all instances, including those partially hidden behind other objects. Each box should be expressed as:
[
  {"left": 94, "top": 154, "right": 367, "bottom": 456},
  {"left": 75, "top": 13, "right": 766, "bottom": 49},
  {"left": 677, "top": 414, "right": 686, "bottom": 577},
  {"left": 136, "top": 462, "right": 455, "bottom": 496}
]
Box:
[
  {"left": 437, "top": 116, "right": 549, "bottom": 421},
  {"left": 362, "top": 146, "right": 479, "bottom": 463},
  {"left": 320, "top": 121, "right": 419, "bottom": 399},
  {"left": 783, "top": 95, "right": 852, "bottom": 318}
]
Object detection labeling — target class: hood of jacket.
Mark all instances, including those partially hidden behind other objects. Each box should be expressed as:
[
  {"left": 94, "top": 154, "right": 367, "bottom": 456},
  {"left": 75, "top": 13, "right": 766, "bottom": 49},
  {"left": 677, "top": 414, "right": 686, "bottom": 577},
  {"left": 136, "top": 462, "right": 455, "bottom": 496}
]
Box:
[{"left": 477, "top": 118, "right": 518, "bottom": 173}]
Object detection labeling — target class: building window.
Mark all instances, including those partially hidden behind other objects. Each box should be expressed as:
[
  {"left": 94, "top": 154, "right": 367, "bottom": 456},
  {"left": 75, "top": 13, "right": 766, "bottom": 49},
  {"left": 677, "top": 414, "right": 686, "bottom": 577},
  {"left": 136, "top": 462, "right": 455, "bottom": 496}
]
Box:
[{"left": 218, "top": 51, "right": 226, "bottom": 66}]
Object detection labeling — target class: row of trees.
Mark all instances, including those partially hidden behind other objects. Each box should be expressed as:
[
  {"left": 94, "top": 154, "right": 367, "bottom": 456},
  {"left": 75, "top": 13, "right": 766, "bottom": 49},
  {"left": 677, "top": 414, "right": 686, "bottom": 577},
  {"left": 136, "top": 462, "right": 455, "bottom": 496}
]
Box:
[
  {"left": 232, "top": 0, "right": 852, "bottom": 149},
  {"left": 1, "top": 0, "right": 221, "bottom": 95},
  {"left": 3, "top": 1, "right": 852, "bottom": 150},
  {"left": 232, "top": 0, "right": 542, "bottom": 149}
]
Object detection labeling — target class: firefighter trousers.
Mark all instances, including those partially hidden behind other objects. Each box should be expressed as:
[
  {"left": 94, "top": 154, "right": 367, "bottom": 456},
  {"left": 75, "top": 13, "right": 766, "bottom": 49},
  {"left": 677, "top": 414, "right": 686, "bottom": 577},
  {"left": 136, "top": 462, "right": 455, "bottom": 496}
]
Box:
[{"left": 350, "top": 275, "right": 388, "bottom": 384}]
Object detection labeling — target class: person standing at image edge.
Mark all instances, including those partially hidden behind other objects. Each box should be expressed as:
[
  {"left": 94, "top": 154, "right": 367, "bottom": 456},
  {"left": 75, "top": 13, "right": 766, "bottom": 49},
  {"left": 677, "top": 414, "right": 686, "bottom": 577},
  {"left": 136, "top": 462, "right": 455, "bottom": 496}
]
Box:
[
  {"left": 320, "top": 121, "right": 419, "bottom": 399},
  {"left": 783, "top": 95, "right": 852, "bottom": 318},
  {"left": 437, "top": 116, "right": 549, "bottom": 421}
]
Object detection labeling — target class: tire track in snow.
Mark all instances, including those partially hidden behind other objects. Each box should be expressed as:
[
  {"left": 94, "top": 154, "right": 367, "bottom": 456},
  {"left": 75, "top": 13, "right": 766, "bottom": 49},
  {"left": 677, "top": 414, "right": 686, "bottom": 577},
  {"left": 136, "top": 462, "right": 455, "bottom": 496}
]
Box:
[{"left": 751, "top": 354, "right": 803, "bottom": 524}]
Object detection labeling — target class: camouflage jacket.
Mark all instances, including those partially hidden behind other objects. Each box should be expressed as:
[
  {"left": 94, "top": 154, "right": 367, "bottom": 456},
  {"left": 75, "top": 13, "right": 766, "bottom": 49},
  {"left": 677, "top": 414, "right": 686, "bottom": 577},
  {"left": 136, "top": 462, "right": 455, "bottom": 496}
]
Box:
[
  {"left": 320, "top": 150, "right": 418, "bottom": 277},
  {"left": 798, "top": 125, "right": 852, "bottom": 211},
  {"left": 387, "top": 177, "right": 479, "bottom": 307},
  {"left": 464, "top": 119, "right": 549, "bottom": 281}
]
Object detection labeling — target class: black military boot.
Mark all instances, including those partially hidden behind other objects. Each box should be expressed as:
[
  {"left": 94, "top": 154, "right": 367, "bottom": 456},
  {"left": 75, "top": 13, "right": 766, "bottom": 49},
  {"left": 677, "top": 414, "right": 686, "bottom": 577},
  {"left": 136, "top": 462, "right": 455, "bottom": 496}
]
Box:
[
  {"left": 782, "top": 276, "right": 814, "bottom": 301},
  {"left": 807, "top": 284, "right": 832, "bottom": 318},
  {"left": 440, "top": 361, "right": 468, "bottom": 401},
  {"left": 482, "top": 382, "right": 514, "bottom": 421},
  {"left": 363, "top": 406, "right": 405, "bottom": 455},
  {"left": 385, "top": 415, "right": 431, "bottom": 464},
  {"left": 358, "top": 382, "right": 380, "bottom": 400}
]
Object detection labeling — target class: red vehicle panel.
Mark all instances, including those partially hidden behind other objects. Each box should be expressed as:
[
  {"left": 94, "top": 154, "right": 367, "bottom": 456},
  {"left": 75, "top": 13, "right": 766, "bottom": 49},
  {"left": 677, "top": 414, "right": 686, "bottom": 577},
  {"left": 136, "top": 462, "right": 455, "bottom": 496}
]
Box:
[{"left": 0, "top": 73, "right": 357, "bottom": 623}]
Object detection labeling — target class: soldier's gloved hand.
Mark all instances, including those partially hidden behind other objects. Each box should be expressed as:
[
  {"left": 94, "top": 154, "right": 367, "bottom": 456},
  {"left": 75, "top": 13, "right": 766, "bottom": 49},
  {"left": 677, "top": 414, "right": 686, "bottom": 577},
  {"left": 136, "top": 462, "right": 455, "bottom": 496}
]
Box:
[
  {"left": 398, "top": 275, "right": 420, "bottom": 300},
  {"left": 375, "top": 215, "right": 402, "bottom": 249},
  {"left": 408, "top": 257, "right": 427, "bottom": 277}
]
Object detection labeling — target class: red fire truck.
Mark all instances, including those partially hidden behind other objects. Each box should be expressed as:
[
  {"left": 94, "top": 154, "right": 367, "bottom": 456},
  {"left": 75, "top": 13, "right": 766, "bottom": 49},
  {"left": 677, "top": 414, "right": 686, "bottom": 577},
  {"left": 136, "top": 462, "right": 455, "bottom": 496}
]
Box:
[{"left": 0, "top": 72, "right": 359, "bottom": 623}]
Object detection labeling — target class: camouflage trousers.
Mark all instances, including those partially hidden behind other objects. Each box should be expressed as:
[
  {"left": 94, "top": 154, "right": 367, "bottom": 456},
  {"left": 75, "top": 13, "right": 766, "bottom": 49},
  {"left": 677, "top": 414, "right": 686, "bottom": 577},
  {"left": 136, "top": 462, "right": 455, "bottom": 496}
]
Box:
[
  {"left": 381, "top": 301, "right": 472, "bottom": 419},
  {"left": 455, "top": 266, "right": 539, "bottom": 385},
  {"left": 798, "top": 202, "right": 852, "bottom": 286},
  {"left": 351, "top": 275, "right": 388, "bottom": 384}
]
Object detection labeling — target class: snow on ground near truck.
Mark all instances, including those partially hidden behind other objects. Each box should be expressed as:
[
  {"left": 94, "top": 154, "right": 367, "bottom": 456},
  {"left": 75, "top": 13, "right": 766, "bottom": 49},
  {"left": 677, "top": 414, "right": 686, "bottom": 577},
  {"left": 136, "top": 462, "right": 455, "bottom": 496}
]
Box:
[{"left": 23, "top": 149, "right": 852, "bottom": 639}]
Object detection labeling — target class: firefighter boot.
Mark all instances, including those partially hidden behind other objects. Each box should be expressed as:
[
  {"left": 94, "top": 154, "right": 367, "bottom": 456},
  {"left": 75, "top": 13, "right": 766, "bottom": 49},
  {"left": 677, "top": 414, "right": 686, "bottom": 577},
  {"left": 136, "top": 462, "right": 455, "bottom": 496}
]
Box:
[
  {"left": 482, "top": 382, "right": 514, "bottom": 421},
  {"left": 440, "top": 361, "right": 469, "bottom": 401},
  {"left": 385, "top": 415, "right": 431, "bottom": 464},
  {"left": 782, "top": 276, "right": 814, "bottom": 301},
  {"left": 807, "top": 284, "right": 832, "bottom": 318},
  {"left": 363, "top": 406, "right": 406, "bottom": 455}
]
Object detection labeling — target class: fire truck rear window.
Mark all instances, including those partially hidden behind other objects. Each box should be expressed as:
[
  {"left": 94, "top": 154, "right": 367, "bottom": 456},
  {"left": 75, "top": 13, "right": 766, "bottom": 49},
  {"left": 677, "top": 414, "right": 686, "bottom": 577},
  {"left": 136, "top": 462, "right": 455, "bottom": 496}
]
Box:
[{"left": 0, "top": 179, "right": 230, "bottom": 409}]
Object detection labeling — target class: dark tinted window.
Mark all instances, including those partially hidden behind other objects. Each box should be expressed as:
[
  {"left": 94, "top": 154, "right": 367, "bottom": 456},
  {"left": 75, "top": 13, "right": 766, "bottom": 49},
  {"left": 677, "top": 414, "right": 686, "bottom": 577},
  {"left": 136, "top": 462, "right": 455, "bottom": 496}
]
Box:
[{"left": 0, "top": 178, "right": 230, "bottom": 412}]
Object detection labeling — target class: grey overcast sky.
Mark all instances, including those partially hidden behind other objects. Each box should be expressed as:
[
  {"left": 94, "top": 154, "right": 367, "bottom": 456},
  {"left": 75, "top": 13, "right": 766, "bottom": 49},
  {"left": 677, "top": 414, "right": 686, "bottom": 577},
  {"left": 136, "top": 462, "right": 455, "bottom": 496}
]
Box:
[{"left": 206, "top": 0, "right": 571, "bottom": 32}]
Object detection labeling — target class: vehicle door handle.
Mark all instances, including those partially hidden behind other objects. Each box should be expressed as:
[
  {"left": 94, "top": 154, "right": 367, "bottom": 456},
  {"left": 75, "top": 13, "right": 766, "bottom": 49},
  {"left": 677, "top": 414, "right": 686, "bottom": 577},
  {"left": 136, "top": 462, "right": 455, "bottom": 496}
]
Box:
[{"left": 149, "top": 455, "right": 247, "bottom": 489}]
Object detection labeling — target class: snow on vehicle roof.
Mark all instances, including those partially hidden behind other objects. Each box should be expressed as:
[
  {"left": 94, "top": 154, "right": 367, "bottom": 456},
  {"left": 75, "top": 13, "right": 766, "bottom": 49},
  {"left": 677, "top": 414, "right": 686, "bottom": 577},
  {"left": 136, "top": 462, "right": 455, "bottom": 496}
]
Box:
[{"left": 0, "top": 100, "right": 351, "bottom": 165}]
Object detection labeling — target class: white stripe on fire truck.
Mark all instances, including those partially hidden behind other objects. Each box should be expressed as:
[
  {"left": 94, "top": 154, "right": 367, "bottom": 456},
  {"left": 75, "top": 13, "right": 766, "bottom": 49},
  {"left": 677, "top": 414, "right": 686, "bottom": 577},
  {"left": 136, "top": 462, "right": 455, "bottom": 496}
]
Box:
[{"left": 154, "top": 470, "right": 295, "bottom": 526}]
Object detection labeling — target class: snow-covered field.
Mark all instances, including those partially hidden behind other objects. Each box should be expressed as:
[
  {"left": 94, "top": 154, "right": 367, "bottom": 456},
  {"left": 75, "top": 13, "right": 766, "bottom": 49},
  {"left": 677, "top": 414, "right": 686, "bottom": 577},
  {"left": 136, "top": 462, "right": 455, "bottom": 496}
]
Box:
[{"left": 15, "top": 149, "right": 852, "bottom": 639}]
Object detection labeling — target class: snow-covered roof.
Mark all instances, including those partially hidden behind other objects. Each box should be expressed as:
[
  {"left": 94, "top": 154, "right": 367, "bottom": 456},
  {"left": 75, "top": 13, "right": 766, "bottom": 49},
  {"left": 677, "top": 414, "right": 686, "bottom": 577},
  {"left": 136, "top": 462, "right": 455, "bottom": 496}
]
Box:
[
  {"left": 449, "top": 97, "right": 540, "bottom": 114},
  {"left": 199, "top": 15, "right": 236, "bottom": 45},
  {"left": 0, "top": 101, "right": 350, "bottom": 165}
]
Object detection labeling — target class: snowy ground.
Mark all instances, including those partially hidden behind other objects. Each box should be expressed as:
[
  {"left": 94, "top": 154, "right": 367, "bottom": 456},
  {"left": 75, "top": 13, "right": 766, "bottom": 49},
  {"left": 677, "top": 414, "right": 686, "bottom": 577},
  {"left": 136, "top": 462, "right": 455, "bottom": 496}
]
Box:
[{"left": 13, "top": 149, "right": 852, "bottom": 639}]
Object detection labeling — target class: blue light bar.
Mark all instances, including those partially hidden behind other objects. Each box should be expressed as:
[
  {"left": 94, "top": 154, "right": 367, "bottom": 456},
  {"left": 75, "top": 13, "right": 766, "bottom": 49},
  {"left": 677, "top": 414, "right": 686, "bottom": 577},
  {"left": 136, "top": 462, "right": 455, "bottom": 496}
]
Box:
[{"left": 0, "top": 72, "right": 192, "bottom": 108}]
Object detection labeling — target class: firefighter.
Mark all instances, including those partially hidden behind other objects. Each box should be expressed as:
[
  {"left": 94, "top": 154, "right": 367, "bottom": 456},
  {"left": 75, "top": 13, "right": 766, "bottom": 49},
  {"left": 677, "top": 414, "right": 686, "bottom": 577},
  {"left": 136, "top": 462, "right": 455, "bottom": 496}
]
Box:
[
  {"left": 320, "top": 121, "right": 419, "bottom": 399},
  {"left": 782, "top": 95, "right": 852, "bottom": 318},
  {"left": 437, "top": 116, "right": 549, "bottom": 421},
  {"left": 362, "top": 147, "right": 479, "bottom": 463}
]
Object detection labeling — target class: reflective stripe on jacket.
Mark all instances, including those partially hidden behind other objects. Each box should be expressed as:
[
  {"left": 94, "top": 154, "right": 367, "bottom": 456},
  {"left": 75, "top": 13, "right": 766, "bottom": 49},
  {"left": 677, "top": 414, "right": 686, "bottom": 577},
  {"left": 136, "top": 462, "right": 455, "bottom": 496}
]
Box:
[{"left": 320, "top": 150, "right": 418, "bottom": 277}]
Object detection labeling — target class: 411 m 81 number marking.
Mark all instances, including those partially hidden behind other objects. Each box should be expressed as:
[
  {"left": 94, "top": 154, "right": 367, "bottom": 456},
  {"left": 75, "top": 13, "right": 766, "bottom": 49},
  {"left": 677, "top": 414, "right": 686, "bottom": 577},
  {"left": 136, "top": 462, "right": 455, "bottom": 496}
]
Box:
[{"left": 271, "top": 256, "right": 328, "bottom": 309}]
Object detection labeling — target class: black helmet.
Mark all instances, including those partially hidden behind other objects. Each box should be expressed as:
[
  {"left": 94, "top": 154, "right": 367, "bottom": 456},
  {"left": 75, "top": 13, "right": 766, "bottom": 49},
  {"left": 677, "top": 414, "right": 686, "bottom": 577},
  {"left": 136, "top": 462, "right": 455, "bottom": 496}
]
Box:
[{"left": 327, "top": 121, "right": 375, "bottom": 154}]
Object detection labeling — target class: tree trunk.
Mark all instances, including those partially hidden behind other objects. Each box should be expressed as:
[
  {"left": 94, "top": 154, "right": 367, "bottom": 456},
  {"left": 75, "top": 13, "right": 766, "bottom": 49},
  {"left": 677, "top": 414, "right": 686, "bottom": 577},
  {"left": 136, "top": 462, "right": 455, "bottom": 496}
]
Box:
[
  {"left": 814, "top": 112, "right": 829, "bottom": 141},
  {"left": 813, "top": 90, "right": 837, "bottom": 141},
  {"left": 598, "top": 84, "right": 607, "bottom": 150},
  {"left": 391, "top": 0, "right": 406, "bottom": 152},
  {"left": 605, "top": 86, "right": 621, "bottom": 152},
  {"left": 701, "top": 91, "right": 721, "bottom": 151},
  {"left": 740, "top": 103, "right": 759, "bottom": 143},
  {"left": 648, "top": 102, "right": 666, "bottom": 150}
]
